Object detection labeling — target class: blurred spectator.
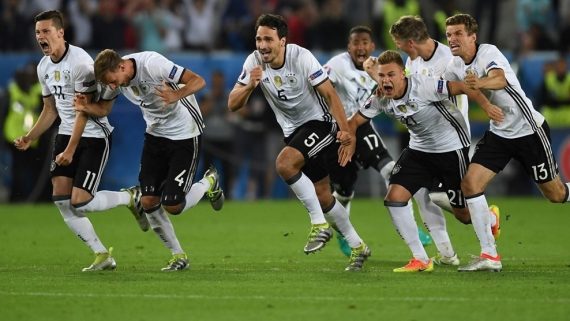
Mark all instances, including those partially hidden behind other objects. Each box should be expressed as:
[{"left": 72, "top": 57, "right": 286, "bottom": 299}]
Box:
[
  {"left": 90, "top": 0, "right": 129, "bottom": 49},
  {"left": 67, "top": 0, "right": 97, "bottom": 48},
  {"left": 220, "top": 0, "right": 252, "bottom": 51},
  {"left": 473, "top": 0, "right": 501, "bottom": 43},
  {"left": 2, "top": 63, "right": 52, "bottom": 202},
  {"left": 282, "top": 0, "right": 318, "bottom": 48},
  {"left": 432, "top": 0, "right": 459, "bottom": 44},
  {"left": 516, "top": 0, "right": 557, "bottom": 54},
  {"left": 311, "top": 0, "right": 350, "bottom": 51},
  {"left": 1, "top": 0, "right": 33, "bottom": 51},
  {"left": 199, "top": 70, "right": 235, "bottom": 197},
  {"left": 124, "top": 0, "right": 168, "bottom": 52},
  {"left": 159, "top": 0, "right": 185, "bottom": 51},
  {"left": 182, "top": 0, "right": 221, "bottom": 51},
  {"left": 538, "top": 54, "right": 570, "bottom": 127},
  {"left": 374, "top": 0, "right": 421, "bottom": 50},
  {"left": 232, "top": 88, "right": 270, "bottom": 200}
]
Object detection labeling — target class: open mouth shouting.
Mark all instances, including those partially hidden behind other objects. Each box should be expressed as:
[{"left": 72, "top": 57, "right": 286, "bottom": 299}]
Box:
[
  {"left": 38, "top": 40, "right": 50, "bottom": 54},
  {"left": 382, "top": 82, "right": 395, "bottom": 96}
]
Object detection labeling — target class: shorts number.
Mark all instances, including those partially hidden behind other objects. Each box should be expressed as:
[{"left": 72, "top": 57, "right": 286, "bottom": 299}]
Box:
[
  {"left": 532, "top": 163, "right": 548, "bottom": 180},
  {"left": 82, "top": 170, "right": 98, "bottom": 190},
  {"left": 447, "top": 189, "right": 463, "bottom": 207},
  {"left": 363, "top": 134, "right": 379, "bottom": 150},
  {"left": 304, "top": 132, "right": 319, "bottom": 147},
  {"left": 175, "top": 170, "right": 187, "bottom": 187}
]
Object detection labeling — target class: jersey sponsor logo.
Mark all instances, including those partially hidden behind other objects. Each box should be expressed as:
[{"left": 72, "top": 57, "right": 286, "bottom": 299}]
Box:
[
  {"left": 486, "top": 61, "right": 497, "bottom": 69},
  {"left": 274, "top": 76, "right": 283, "bottom": 88},
  {"left": 309, "top": 69, "right": 323, "bottom": 81},
  {"left": 391, "top": 163, "right": 401, "bottom": 175},
  {"left": 44, "top": 74, "right": 49, "bottom": 80},
  {"left": 437, "top": 79, "right": 444, "bottom": 94},
  {"left": 168, "top": 66, "right": 178, "bottom": 79},
  {"left": 262, "top": 77, "right": 270, "bottom": 83}
]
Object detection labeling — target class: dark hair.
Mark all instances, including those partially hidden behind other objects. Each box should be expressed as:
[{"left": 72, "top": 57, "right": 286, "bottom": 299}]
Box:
[
  {"left": 446, "top": 13, "right": 478, "bottom": 35},
  {"left": 389, "top": 15, "right": 429, "bottom": 42},
  {"left": 378, "top": 50, "right": 405, "bottom": 69},
  {"left": 255, "top": 14, "right": 288, "bottom": 39},
  {"left": 34, "top": 10, "right": 64, "bottom": 30},
  {"left": 349, "top": 25, "right": 373, "bottom": 38}
]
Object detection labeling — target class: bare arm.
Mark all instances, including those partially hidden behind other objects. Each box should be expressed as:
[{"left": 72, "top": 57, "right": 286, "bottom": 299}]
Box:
[
  {"left": 448, "top": 81, "right": 504, "bottom": 122},
  {"left": 464, "top": 68, "right": 507, "bottom": 91},
  {"left": 315, "top": 79, "right": 354, "bottom": 166},
  {"left": 74, "top": 93, "right": 115, "bottom": 117},
  {"left": 156, "top": 68, "right": 206, "bottom": 105},
  {"left": 228, "top": 66, "right": 262, "bottom": 112},
  {"left": 55, "top": 93, "right": 96, "bottom": 166},
  {"left": 14, "top": 96, "right": 58, "bottom": 150}
]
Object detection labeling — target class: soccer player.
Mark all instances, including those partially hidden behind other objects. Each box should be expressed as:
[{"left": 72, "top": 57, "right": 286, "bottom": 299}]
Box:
[
  {"left": 14, "top": 10, "right": 148, "bottom": 272},
  {"left": 228, "top": 13, "right": 370, "bottom": 271},
  {"left": 444, "top": 13, "right": 570, "bottom": 271},
  {"left": 324, "top": 25, "right": 433, "bottom": 257},
  {"left": 389, "top": 15, "right": 503, "bottom": 266},
  {"left": 347, "top": 50, "right": 501, "bottom": 272},
  {"left": 74, "top": 49, "right": 224, "bottom": 271}
]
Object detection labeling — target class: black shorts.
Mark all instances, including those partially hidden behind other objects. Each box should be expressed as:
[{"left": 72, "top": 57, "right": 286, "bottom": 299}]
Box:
[
  {"left": 390, "top": 147, "right": 470, "bottom": 208},
  {"left": 284, "top": 120, "right": 338, "bottom": 182},
  {"left": 472, "top": 121, "right": 558, "bottom": 183},
  {"left": 51, "top": 134, "right": 112, "bottom": 195},
  {"left": 328, "top": 122, "right": 393, "bottom": 195},
  {"left": 139, "top": 133, "right": 201, "bottom": 206},
  {"left": 353, "top": 122, "right": 393, "bottom": 169}
]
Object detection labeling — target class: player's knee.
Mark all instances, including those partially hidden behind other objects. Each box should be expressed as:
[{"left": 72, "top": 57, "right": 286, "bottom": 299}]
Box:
[
  {"left": 141, "top": 197, "right": 160, "bottom": 212},
  {"left": 460, "top": 178, "right": 477, "bottom": 197},
  {"left": 545, "top": 190, "right": 565, "bottom": 203},
  {"left": 163, "top": 204, "right": 184, "bottom": 215}
]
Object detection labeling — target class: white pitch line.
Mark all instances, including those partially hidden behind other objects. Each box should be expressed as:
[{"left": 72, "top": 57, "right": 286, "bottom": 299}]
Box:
[{"left": 1, "top": 291, "right": 569, "bottom": 304}]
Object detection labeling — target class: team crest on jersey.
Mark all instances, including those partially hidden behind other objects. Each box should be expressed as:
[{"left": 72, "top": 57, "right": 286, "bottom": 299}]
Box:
[
  {"left": 63, "top": 70, "right": 70, "bottom": 82},
  {"left": 54, "top": 71, "right": 60, "bottom": 82},
  {"left": 286, "top": 73, "right": 297, "bottom": 86},
  {"left": 274, "top": 76, "right": 283, "bottom": 88}
]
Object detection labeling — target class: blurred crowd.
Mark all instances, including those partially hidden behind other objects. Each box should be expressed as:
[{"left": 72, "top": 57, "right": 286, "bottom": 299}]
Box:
[
  {"left": 1, "top": 0, "right": 570, "bottom": 202},
  {"left": 1, "top": 0, "right": 570, "bottom": 55}
]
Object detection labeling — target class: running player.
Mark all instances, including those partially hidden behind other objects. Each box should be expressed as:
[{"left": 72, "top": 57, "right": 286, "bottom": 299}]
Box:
[
  {"left": 324, "top": 25, "right": 433, "bottom": 257},
  {"left": 347, "top": 50, "right": 501, "bottom": 272},
  {"left": 75, "top": 49, "right": 224, "bottom": 271},
  {"left": 444, "top": 13, "right": 570, "bottom": 272},
  {"left": 228, "top": 13, "right": 370, "bottom": 271},
  {"left": 14, "top": 10, "right": 148, "bottom": 272}
]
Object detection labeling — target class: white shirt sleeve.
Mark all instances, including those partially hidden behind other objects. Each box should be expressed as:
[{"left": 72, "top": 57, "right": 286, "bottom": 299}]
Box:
[
  {"left": 73, "top": 61, "right": 97, "bottom": 93},
  {"left": 236, "top": 53, "right": 257, "bottom": 86},
  {"left": 300, "top": 50, "right": 328, "bottom": 87},
  {"left": 359, "top": 95, "right": 383, "bottom": 119},
  {"left": 150, "top": 53, "right": 185, "bottom": 83}
]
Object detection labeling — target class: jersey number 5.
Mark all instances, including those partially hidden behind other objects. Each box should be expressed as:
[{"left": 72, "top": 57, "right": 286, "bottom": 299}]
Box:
[{"left": 277, "top": 89, "right": 288, "bottom": 101}]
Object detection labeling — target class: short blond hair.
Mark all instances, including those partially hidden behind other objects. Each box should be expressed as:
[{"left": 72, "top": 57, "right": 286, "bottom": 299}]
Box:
[{"left": 94, "top": 49, "right": 123, "bottom": 82}]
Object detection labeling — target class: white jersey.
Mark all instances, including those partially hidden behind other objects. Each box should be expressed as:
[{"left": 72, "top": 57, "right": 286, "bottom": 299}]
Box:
[
  {"left": 103, "top": 51, "right": 204, "bottom": 140},
  {"left": 37, "top": 43, "right": 113, "bottom": 138},
  {"left": 324, "top": 52, "right": 378, "bottom": 117},
  {"left": 359, "top": 74, "right": 470, "bottom": 153},
  {"left": 444, "top": 44, "right": 544, "bottom": 139},
  {"left": 237, "top": 44, "right": 332, "bottom": 137},
  {"left": 405, "top": 40, "right": 470, "bottom": 137}
]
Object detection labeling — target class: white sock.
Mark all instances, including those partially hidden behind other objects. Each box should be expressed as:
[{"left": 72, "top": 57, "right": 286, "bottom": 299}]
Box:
[
  {"left": 324, "top": 199, "right": 363, "bottom": 248},
  {"left": 287, "top": 172, "right": 326, "bottom": 224},
  {"left": 466, "top": 194, "right": 497, "bottom": 257},
  {"left": 428, "top": 191, "right": 453, "bottom": 213},
  {"left": 380, "top": 161, "right": 395, "bottom": 189},
  {"left": 75, "top": 190, "right": 130, "bottom": 214},
  {"left": 54, "top": 198, "right": 107, "bottom": 253},
  {"left": 414, "top": 189, "right": 455, "bottom": 257},
  {"left": 146, "top": 207, "right": 184, "bottom": 255},
  {"left": 332, "top": 191, "right": 353, "bottom": 216},
  {"left": 565, "top": 183, "right": 570, "bottom": 202},
  {"left": 183, "top": 178, "right": 210, "bottom": 212},
  {"left": 386, "top": 202, "right": 429, "bottom": 262}
]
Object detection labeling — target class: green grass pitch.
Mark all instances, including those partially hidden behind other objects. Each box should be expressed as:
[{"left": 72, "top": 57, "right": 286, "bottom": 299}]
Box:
[{"left": 1, "top": 198, "right": 569, "bottom": 321}]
